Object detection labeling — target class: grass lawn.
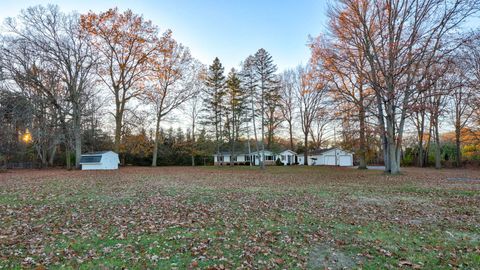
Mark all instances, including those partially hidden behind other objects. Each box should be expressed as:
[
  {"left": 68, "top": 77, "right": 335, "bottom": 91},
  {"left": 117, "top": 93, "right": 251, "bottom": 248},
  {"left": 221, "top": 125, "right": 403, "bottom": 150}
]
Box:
[{"left": 0, "top": 166, "right": 479, "bottom": 269}]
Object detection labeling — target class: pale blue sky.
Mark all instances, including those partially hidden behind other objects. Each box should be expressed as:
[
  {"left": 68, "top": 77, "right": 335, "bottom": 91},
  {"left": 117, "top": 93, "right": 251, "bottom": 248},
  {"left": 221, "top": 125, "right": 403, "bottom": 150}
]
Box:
[{"left": 0, "top": 0, "right": 329, "bottom": 71}]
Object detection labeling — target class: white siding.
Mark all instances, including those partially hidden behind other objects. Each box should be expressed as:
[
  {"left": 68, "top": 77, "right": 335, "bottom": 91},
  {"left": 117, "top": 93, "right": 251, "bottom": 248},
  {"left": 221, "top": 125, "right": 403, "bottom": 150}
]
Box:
[
  {"left": 297, "top": 148, "right": 353, "bottom": 167},
  {"left": 81, "top": 151, "right": 119, "bottom": 170},
  {"left": 339, "top": 155, "right": 353, "bottom": 166}
]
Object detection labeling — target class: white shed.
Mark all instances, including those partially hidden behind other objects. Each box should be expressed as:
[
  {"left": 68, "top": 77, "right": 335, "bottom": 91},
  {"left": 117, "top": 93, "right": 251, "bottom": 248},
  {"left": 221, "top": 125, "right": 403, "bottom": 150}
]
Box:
[{"left": 80, "top": 151, "right": 119, "bottom": 170}]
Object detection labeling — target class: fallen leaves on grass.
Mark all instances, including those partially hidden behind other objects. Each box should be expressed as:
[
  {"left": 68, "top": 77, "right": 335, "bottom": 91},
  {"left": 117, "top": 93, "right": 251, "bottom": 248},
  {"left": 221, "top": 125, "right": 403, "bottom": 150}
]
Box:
[{"left": 0, "top": 166, "right": 479, "bottom": 269}]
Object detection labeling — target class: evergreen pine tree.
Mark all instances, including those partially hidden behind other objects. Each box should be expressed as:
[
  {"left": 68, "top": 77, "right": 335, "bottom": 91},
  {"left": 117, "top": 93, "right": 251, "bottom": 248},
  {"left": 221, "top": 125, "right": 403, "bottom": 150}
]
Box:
[
  {"left": 225, "top": 68, "right": 247, "bottom": 165},
  {"left": 202, "top": 57, "right": 226, "bottom": 155},
  {"left": 241, "top": 56, "right": 260, "bottom": 166},
  {"left": 253, "top": 49, "right": 279, "bottom": 168}
]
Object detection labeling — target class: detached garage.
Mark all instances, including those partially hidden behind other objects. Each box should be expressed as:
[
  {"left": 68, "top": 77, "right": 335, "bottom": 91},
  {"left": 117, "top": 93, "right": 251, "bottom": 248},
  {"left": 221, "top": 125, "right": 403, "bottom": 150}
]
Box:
[
  {"left": 298, "top": 148, "right": 353, "bottom": 166},
  {"left": 80, "top": 151, "right": 119, "bottom": 170}
]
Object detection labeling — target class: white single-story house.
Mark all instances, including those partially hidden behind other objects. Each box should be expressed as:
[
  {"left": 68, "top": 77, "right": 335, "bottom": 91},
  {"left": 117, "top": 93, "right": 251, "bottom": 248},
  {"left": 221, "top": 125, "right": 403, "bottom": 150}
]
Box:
[
  {"left": 80, "top": 151, "right": 120, "bottom": 170},
  {"left": 278, "top": 149, "right": 298, "bottom": 165},
  {"left": 213, "top": 151, "right": 251, "bottom": 165},
  {"left": 213, "top": 149, "right": 294, "bottom": 166},
  {"left": 298, "top": 148, "right": 353, "bottom": 166}
]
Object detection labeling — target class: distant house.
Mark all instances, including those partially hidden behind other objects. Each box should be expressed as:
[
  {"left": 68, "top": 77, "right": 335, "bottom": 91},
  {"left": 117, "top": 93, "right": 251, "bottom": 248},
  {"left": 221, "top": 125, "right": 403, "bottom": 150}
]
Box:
[
  {"left": 80, "top": 151, "right": 119, "bottom": 170},
  {"left": 213, "top": 151, "right": 252, "bottom": 166},
  {"left": 278, "top": 149, "right": 298, "bottom": 165},
  {"left": 213, "top": 149, "right": 296, "bottom": 166},
  {"left": 298, "top": 148, "right": 353, "bottom": 166}
]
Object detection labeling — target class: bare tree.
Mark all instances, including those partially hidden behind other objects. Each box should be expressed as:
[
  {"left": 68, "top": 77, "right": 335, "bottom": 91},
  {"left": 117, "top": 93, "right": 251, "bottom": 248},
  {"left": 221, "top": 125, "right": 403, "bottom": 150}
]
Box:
[
  {"left": 146, "top": 31, "right": 195, "bottom": 166},
  {"left": 1, "top": 29, "right": 71, "bottom": 168},
  {"left": 309, "top": 35, "right": 373, "bottom": 169},
  {"left": 4, "top": 5, "right": 98, "bottom": 168},
  {"left": 182, "top": 61, "right": 206, "bottom": 166},
  {"left": 296, "top": 65, "right": 328, "bottom": 165},
  {"left": 310, "top": 108, "right": 331, "bottom": 150},
  {"left": 279, "top": 70, "right": 297, "bottom": 150},
  {"left": 327, "top": 0, "right": 479, "bottom": 173},
  {"left": 448, "top": 58, "right": 476, "bottom": 166}
]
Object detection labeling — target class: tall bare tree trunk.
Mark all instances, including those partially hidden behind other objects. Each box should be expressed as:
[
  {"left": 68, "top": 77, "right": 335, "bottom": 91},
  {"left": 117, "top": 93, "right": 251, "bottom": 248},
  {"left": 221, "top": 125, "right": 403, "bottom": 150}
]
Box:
[
  {"left": 152, "top": 115, "right": 161, "bottom": 167},
  {"left": 358, "top": 102, "right": 367, "bottom": 169},
  {"left": 455, "top": 122, "right": 462, "bottom": 167},
  {"left": 191, "top": 119, "right": 196, "bottom": 167},
  {"left": 114, "top": 91, "right": 124, "bottom": 155},
  {"left": 73, "top": 105, "right": 82, "bottom": 169},
  {"left": 289, "top": 124, "right": 294, "bottom": 150},
  {"left": 48, "top": 146, "right": 56, "bottom": 167},
  {"left": 65, "top": 148, "right": 71, "bottom": 170},
  {"left": 303, "top": 133, "right": 309, "bottom": 165},
  {"left": 114, "top": 114, "right": 122, "bottom": 154},
  {"left": 386, "top": 104, "right": 400, "bottom": 174},
  {"left": 252, "top": 97, "right": 260, "bottom": 166},
  {"left": 434, "top": 117, "right": 441, "bottom": 169},
  {"left": 416, "top": 111, "right": 425, "bottom": 167},
  {"left": 230, "top": 113, "right": 235, "bottom": 167},
  {"left": 376, "top": 94, "right": 390, "bottom": 173},
  {"left": 260, "top": 86, "right": 265, "bottom": 169}
]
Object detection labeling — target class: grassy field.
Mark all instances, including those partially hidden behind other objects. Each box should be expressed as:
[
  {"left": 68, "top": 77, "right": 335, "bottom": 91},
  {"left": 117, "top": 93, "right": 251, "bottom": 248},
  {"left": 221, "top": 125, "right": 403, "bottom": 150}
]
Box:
[{"left": 0, "top": 166, "right": 479, "bottom": 269}]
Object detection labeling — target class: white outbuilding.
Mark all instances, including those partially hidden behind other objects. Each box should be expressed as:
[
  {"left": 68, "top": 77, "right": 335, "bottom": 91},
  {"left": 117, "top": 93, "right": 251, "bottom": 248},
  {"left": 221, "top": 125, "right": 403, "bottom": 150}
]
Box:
[
  {"left": 298, "top": 148, "right": 353, "bottom": 166},
  {"left": 80, "top": 151, "right": 120, "bottom": 170}
]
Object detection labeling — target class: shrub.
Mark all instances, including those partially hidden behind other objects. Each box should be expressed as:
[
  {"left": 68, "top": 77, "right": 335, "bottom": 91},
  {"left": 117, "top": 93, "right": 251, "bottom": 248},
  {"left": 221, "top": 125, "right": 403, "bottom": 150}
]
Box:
[{"left": 275, "top": 158, "right": 283, "bottom": 166}]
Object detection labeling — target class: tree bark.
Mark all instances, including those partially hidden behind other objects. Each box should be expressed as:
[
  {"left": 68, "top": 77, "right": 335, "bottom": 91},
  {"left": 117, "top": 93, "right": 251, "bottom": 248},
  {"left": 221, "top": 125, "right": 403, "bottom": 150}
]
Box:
[
  {"left": 434, "top": 117, "right": 441, "bottom": 169},
  {"left": 251, "top": 97, "right": 260, "bottom": 167},
  {"left": 289, "top": 123, "right": 294, "bottom": 150},
  {"left": 358, "top": 101, "right": 367, "bottom": 169},
  {"left": 191, "top": 119, "right": 196, "bottom": 167},
  {"left": 114, "top": 113, "right": 122, "bottom": 154},
  {"left": 114, "top": 89, "right": 124, "bottom": 154},
  {"left": 48, "top": 146, "right": 56, "bottom": 167},
  {"left": 260, "top": 85, "right": 265, "bottom": 169},
  {"left": 455, "top": 122, "right": 462, "bottom": 167},
  {"left": 73, "top": 105, "right": 82, "bottom": 169},
  {"left": 375, "top": 94, "right": 390, "bottom": 173},
  {"left": 303, "top": 133, "right": 309, "bottom": 165},
  {"left": 416, "top": 111, "right": 425, "bottom": 167},
  {"left": 152, "top": 115, "right": 161, "bottom": 167}
]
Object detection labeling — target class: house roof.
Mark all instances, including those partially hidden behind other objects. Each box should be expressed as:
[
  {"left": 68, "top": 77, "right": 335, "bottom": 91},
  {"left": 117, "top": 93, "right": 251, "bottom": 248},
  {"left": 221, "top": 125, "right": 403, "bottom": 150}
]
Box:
[
  {"left": 214, "top": 151, "right": 249, "bottom": 156},
  {"left": 250, "top": 150, "right": 275, "bottom": 155},
  {"left": 215, "top": 149, "right": 277, "bottom": 156},
  {"left": 214, "top": 148, "right": 297, "bottom": 156},
  {"left": 298, "top": 147, "right": 352, "bottom": 156},
  {"left": 80, "top": 155, "right": 102, "bottom": 164},
  {"left": 82, "top": 151, "right": 118, "bottom": 156},
  {"left": 279, "top": 149, "right": 297, "bottom": 155}
]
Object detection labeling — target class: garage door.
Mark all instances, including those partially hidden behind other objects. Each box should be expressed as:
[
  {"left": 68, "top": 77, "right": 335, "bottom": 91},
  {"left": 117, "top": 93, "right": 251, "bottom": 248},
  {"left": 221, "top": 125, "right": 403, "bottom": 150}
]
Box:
[
  {"left": 339, "top": 155, "right": 352, "bottom": 166},
  {"left": 324, "top": 155, "right": 336, "bottom": 165}
]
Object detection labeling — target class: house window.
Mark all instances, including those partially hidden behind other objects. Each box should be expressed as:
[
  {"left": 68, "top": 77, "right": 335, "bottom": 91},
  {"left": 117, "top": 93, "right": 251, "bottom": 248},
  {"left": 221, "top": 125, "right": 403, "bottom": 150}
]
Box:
[
  {"left": 281, "top": 155, "right": 285, "bottom": 161},
  {"left": 245, "top": 155, "right": 251, "bottom": 161},
  {"left": 217, "top": 156, "right": 224, "bottom": 162},
  {"left": 266, "top": 155, "right": 273, "bottom": 161},
  {"left": 232, "top": 156, "right": 237, "bottom": 162}
]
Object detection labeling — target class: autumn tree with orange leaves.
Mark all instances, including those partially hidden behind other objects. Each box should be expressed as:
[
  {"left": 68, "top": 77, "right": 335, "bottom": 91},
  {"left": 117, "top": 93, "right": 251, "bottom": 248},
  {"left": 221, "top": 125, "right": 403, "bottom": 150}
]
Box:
[
  {"left": 80, "top": 8, "right": 160, "bottom": 153},
  {"left": 309, "top": 35, "right": 373, "bottom": 169}
]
